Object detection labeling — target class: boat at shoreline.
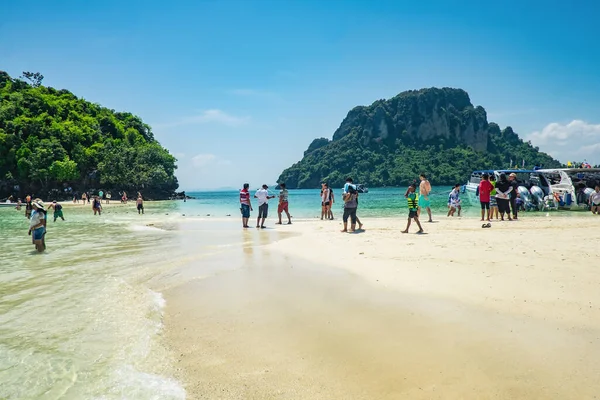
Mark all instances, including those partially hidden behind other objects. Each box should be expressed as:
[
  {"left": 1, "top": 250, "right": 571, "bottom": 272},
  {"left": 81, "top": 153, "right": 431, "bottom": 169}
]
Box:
[{"left": 465, "top": 168, "right": 598, "bottom": 211}]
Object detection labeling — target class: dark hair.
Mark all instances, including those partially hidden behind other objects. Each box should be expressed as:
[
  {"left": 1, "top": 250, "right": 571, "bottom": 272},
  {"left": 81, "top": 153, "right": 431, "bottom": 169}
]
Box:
[
  {"left": 490, "top": 174, "right": 496, "bottom": 181},
  {"left": 346, "top": 177, "right": 353, "bottom": 183},
  {"left": 454, "top": 184, "right": 461, "bottom": 188},
  {"left": 262, "top": 184, "right": 268, "bottom": 189},
  {"left": 482, "top": 173, "right": 489, "bottom": 180},
  {"left": 420, "top": 173, "right": 427, "bottom": 179},
  {"left": 499, "top": 173, "right": 507, "bottom": 181},
  {"left": 280, "top": 183, "right": 286, "bottom": 188},
  {"left": 324, "top": 183, "right": 329, "bottom": 188},
  {"left": 410, "top": 183, "right": 417, "bottom": 188},
  {"left": 243, "top": 183, "right": 249, "bottom": 189}
]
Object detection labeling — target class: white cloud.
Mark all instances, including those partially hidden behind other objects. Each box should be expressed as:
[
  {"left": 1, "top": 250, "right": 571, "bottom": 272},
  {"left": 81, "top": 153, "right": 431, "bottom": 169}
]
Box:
[
  {"left": 191, "top": 153, "right": 231, "bottom": 168},
  {"left": 153, "top": 109, "right": 249, "bottom": 129},
  {"left": 527, "top": 120, "right": 600, "bottom": 164}
]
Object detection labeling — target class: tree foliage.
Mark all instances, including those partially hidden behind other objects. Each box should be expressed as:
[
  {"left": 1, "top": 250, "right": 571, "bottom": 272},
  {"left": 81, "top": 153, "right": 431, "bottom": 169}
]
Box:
[
  {"left": 278, "top": 88, "right": 561, "bottom": 188},
  {"left": 0, "top": 71, "right": 178, "bottom": 198}
]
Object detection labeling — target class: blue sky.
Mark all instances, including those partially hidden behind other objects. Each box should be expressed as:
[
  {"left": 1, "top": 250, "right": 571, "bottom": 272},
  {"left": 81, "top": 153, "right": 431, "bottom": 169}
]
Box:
[{"left": 2, "top": 0, "right": 600, "bottom": 189}]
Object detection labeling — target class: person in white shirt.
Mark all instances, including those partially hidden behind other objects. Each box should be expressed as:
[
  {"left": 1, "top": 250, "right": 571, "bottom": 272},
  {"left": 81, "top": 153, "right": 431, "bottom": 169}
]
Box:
[
  {"left": 254, "top": 184, "right": 275, "bottom": 228},
  {"left": 590, "top": 185, "right": 600, "bottom": 214}
]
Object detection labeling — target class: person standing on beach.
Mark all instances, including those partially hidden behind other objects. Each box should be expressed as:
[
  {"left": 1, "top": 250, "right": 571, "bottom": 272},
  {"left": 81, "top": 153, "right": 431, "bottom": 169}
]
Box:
[
  {"left": 254, "top": 184, "right": 275, "bottom": 229},
  {"left": 495, "top": 173, "right": 513, "bottom": 221},
  {"left": 93, "top": 196, "right": 102, "bottom": 216},
  {"left": 136, "top": 195, "right": 144, "bottom": 214},
  {"left": 489, "top": 175, "right": 499, "bottom": 220},
  {"left": 82, "top": 192, "right": 87, "bottom": 204},
  {"left": 341, "top": 184, "right": 358, "bottom": 233},
  {"left": 28, "top": 199, "right": 47, "bottom": 252},
  {"left": 478, "top": 173, "right": 494, "bottom": 221},
  {"left": 106, "top": 192, "right": 111, "bottom": 204},
  {"left": 447, "top": 184, "right": 462, "bottom": 217},
  {"left": 508, "top": 173, "right": 519, "bottom": 220},
  {"left": 276, "top": 183, "right": 292, "bottom": 225},
  {"left": 590, "top": 185, "right": 600, "bottom": 214},
  {"left": 48, "top": 201, "right": 65, "bottom": 222},
  {"left": 418, "top": 174, "right": 433, "bottom": 222},
  {"left": 239, "top": 183, "right": 253, "bottom": 228},
  {"left": 328, "top": 188, "right": 335, "bottom": 220},
  {"left": 343, "top": 177, "right": 363, "bottom": 229},
  {"left": 99, "top": 190, "right": 104, "bottom": 203},
  {"left": 320, "top": 183, "right": 331, "bottom": 220},
  {"left": 402, "top": 184, "right": 424, "bottom": 234}
]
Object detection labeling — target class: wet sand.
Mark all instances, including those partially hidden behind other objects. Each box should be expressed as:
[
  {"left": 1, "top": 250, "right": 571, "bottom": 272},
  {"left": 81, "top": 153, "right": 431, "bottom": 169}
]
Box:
[{"left": 161, "top": 216, "right": 600, "bottom": 399}]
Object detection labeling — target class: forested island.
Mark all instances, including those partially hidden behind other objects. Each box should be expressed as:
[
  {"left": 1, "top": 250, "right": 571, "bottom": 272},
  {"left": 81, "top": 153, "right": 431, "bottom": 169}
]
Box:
[
  {"left": 0, "top": 71, "right": 178, "bottom": 200},
  {"left": 277, "top": 88, "right": 561, "bottom": 188}
]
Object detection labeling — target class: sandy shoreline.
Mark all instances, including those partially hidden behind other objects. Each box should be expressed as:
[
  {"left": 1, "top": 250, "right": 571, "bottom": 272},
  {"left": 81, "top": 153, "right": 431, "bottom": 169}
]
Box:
[{"left": 159, "top": 215, "right": 600, "bottom": 399}]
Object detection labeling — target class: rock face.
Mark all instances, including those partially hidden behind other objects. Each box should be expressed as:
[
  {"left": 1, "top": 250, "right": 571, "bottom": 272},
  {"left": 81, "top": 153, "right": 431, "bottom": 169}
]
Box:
[
  {"left": 277, "top": 87, "right": 560, "bottom": 188},
  {"left": 332, "top": 88, "right": 488, "bottom": 151}
]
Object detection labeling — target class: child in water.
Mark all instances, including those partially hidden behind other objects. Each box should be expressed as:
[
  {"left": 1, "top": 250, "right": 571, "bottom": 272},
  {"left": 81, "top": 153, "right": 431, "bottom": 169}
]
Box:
[{"left": 402, "top": 184, "right": 424, "bottom": 234}]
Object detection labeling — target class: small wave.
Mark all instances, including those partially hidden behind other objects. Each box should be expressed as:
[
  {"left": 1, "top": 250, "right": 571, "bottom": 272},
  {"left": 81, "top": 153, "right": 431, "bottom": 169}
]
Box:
[
  {"left": 150, "top": 289, "right": 166, "bottom": 312},
  {"left": 101, "top": 365, "right": 186, "bottom": 400},
  {"left": 127, "top": 224, "right": 167, "bottom": 232}
]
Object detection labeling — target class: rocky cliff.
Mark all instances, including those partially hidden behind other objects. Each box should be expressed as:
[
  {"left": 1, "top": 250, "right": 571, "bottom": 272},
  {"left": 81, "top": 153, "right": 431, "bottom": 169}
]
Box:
[{"left": 277, "top": 87, "right": 560, "bottom": 188}]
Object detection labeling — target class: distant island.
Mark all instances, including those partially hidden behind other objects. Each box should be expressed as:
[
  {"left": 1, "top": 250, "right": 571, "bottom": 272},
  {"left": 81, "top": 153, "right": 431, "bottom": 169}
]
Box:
[
  {"left": 0, "top": 71, "right": 178, "bottom": 200},
  {"left": 277, "top": 87, "right": 561, "bottom": 188}
]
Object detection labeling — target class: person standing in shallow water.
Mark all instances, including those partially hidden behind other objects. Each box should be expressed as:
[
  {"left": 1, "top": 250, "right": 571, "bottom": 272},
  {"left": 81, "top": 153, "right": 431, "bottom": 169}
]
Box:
[
  {"left": 93, "top": 196, "right": 102, "bottom": 216},
  {"left": 28, "top": 199, "right": 47, "bottom": 252},
  {"left": 239, "top": 183, "right": 252, "bottom": 228},
  {"left": 24, "top": 195, "right": 33, "bottom": 219},
  {"left": 276, "top": 183, "right": 292, "bottom": 225},
  {"left": 48, "top": 201, "right": 65, "bottom": 222},
  {"left": 418, "top": 174, "right": 433, "bottom": 222},
  {"left": 136, "top": 195, "right": 144, "bottom": 214}
]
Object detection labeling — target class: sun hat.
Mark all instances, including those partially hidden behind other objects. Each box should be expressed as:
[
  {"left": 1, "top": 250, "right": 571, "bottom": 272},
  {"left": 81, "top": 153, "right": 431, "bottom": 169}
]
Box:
[{"left": 32, "top": 199, "right": 45, "bottom": 210}]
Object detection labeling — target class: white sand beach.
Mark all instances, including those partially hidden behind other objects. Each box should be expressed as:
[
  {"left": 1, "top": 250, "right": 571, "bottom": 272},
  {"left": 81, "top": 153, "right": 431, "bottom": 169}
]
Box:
[{"left": 160, "top": 216, "right": 600, "bottom": 399}]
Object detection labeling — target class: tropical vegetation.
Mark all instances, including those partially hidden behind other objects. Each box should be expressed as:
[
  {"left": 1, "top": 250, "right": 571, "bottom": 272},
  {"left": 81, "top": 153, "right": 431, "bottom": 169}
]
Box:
[{"left": 0, "top": 71, "right": 178, "bottom": 199}]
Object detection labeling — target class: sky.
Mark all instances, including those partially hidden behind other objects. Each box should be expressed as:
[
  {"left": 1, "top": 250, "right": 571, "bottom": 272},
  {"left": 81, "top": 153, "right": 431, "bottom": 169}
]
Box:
[{"left": 1, "top": 0, "right": 600, "bottom": 189}]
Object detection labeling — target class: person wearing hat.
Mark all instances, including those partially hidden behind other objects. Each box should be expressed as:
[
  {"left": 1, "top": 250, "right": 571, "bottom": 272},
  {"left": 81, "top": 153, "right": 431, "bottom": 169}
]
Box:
[
  {"left": 28, "top": 199, "right": 47, "bottom": 252},
  {"left": 508, "top": 173, "right": 519, "bottom": 219},
  {"left": 254, "top": 184, "right": 275, "bottom": 229}
]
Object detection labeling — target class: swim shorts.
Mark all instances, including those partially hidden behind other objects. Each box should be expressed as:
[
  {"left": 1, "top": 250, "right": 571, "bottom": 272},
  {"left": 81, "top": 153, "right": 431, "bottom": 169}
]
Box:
[
  {"left": 278, "top": 201, "right": 289, "bottom": 213},
  {"left": 408, "top": 210, "right": 418, "bottom": 218},
  {"left": 322, "top": 201, "right": 330, "bottom": 207},
  {"left": 137, "top": 204, "right": 143, "bottom": 211},
  {"left": 490, "top": 197, "right": 497, "bottom": 207},
  {"left": 418, "top": 196, "right": 431, "bottom": 208},
  {"left": 33, "top": 227, "right": 45, "bottom": 241},
  {"left": 258, "top": 203, "right": 268, "bottom": 218},
  {"left": 240, "top": 204, "right": 250, "bottom": 218},
  {"left": 480, "top": 201, "right": 490, "bottom": 210},
  {"left": 54, "top": 210, "right": 64, "bottom": 219}
]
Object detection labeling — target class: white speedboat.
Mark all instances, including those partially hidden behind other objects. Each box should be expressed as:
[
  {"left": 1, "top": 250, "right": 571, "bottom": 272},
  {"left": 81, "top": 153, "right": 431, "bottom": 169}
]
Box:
[
  {"left": 537, "top": 168, "right": 600, "bottom": 210},
  {"left": 464, "top": 169, "right": 553, "bottom": 210}
]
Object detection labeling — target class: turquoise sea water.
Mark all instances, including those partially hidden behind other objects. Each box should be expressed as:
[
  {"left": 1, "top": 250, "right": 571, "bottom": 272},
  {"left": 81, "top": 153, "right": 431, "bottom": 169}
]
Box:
[
  {"left": 0, "top": 186, "right": 580, "bottom": 399},
  {"left": 186, "top": 186, "right": 465, "bottom": 219}
]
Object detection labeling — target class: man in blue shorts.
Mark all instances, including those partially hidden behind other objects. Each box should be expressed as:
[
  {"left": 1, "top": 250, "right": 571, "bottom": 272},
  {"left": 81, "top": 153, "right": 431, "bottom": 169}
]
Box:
[{"left": 239, "top": 183, "right": 253, "bottom": 228}]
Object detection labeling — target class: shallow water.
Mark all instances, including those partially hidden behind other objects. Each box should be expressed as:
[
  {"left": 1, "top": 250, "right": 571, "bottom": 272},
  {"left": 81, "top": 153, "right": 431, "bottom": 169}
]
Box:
[{"left": 0, "top": 202, "right": 189, "bottom": 399}]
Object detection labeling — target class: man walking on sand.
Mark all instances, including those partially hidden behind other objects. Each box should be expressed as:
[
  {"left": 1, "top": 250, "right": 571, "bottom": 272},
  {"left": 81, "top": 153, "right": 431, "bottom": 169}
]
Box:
[
  {"left": 254, "top": 184, "right": 274, "bottom": 229},
  {"left": 418, "top": 174, "right": 433, "bottom": 222},
  {"left": 276, "top": 183, "right": 292, "bottom": 225},
  {"left": 239, "top": 183, "right": 252, "bottom": 228}
]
